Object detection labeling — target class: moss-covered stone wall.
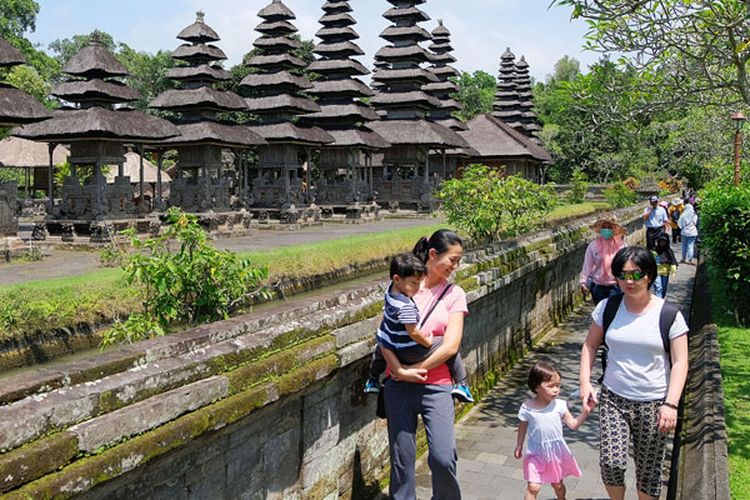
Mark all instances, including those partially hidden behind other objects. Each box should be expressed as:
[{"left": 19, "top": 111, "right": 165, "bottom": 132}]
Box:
[{"left": 0, "top": 207, "right": 645, "bottom": 499}]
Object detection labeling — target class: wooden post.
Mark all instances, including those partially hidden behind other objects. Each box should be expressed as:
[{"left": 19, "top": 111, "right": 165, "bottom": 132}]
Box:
[
  {"left": 95, "top": 142, "right": 103, "bottom": 217},
  {"left": 156, "top": 149, "right": 163, "bottom": 210},
  {"left": 138, "top": 144, "right": 145, "bottom": 210},
  {"left": 47, "top": 143, "right": 54, "bottom": 207}
]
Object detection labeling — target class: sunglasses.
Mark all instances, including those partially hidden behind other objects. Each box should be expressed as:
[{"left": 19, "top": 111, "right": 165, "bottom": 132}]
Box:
[{"left": 615, "top": 270, "right": 647, "bottom": 281}]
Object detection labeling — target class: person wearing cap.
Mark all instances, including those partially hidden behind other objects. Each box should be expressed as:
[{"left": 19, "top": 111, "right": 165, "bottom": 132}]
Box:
[
  {"left": 580, "top": 215, "right": 628, "bottom": 304},
  {"left": 643, "top": 196, "right": 669, "bottom": 250},
  {"left": 668, "top": 198, "right": 684, "bottom": 244}
]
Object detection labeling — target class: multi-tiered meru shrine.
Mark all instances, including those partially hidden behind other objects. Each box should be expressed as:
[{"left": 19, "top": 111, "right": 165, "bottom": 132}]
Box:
[{"left": 3, "top": 1, "right": 553, "bottom": 241}]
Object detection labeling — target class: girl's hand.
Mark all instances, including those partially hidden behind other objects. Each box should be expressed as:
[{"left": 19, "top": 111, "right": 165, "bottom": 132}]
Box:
[
  {"left": 657, "top": 404, "right": 678, "bottom": 433},
  {"left": 514, "top": 446, "right": 523, "bottom": 459},
  {"left": 391, "top": 367, "right": 428, "bottom": 383},
  {"left": 579, "top": 383, "right": 598, "bottom": 406}
]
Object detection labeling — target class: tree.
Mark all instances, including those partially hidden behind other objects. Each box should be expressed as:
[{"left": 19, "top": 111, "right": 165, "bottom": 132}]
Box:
[
  {"left": 551, "top": 0, "right": 750, "bottom": 107},
  {"left": 117, "top": 44, "right": 176, "bottom": 111},
  {"left": 454, "top": 70, "right": 496, "bottom": 122},
  {"left": 48, "top": 31, "right": 117, "bottom": 74},
  {"left": 550, "top": 55, "right": 581, "bottom": 84},
  {"left": 0, "top": 0, "right": 38, "bottom": 42}
]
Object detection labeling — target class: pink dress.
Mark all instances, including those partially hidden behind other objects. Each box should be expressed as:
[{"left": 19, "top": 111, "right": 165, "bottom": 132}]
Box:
[{"left": 518, "top": 399, "right": 582, "bottom": 484}]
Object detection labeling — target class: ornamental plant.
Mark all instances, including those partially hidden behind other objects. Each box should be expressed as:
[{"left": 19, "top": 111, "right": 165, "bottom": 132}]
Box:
[
  {"left": 603, "top": 181, "right": 637, "bottom": 208},
  {"left": 567, "top": 169, "right": 589, "bottom": 204},
  {"left": 438, "top": 164, "right": 557, "bottom": 243},
  {"left": 102, "top": 207, "right": 270, "bottom": 346}
]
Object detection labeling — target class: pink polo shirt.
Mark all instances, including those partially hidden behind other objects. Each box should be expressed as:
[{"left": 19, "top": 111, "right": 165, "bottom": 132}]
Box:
[{"left": 412, "top": 281, "right": 469, "bottom": 385}]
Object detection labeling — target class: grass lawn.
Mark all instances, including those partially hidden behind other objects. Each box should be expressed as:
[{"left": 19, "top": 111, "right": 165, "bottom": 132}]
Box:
[
  {"left": 0, "top": 202, "right": 610, "bottom": 342},
  {"left": 709, "top": 271, "right": 750, "bottom": 499}
]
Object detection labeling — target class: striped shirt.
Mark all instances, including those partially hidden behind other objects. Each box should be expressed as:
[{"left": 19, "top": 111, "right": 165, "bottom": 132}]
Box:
[{"left": 376, "top": 282, "right": 421, "bottom": 350}]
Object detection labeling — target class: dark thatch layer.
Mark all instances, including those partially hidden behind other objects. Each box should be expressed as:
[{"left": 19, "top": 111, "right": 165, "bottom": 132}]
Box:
[
  {"left": 431, "top": 53, "right": 456, "bottom": 64},
  {"left": 322, "top": 1, "right": 352, "bottom": 13},
  {"left": 258, "top": 0, "right": 296, "bottom": 21},
  {"left": 436, "top": 117, "right": 469, "bottom": 132},
  {"left": 255, "top": 20, "right": 297, "bottom": 35},
  {"left": 308, "top": 80, "right": 374, "bottom": 97},
  {"left": 150, "top": 87, "right": 247, "bottom": 112},
  {"left": 432, "top": 23, "right": 450, "bottom": 37},
  {"left": 372, "top": 68, "right": 438, "bottom": 84},
  {"left": 383, "top": 7, "right": 430, "bottom": 23},
  {"left": 240, "top": 71, "right": 313, "bottom": 91},
  {"left": 245, "top": 95, "right": 320, "bottom": 114},
  {"left": 160, "top": 122, "right": 266, "bottom": 147},
  {"left": 246, "top": 53, "right": 306, "bottom": 70},
  {"left": 172, "top": 43, "right": 227, "bottom": 62},
  {"left": 325, "top": 128, "right": 390, "bottom": 149},
  {"left": 380, "top": 26, "right": 431, "bottom": 42},
  {"left": 369, "top": 119, "right": 469, "bottom": 149},
  {"left": 13, "top": 107, "right": 180, "bottom": 142},
  {"left": 423, "top": 81, "right": 458, "bottom": 93},
  {"left": 177, "top": 12, "right": 221, "bottom": 43},
  {"left": 432, "top": 66, "right": 460, "bottom": 78},
  {"left": 370, "top": 91, "right": 441, "bottom": 109},
  {"left": 302, "top": 104, "right": 379, "bottom": 122},
  {"left": 459, "top": 113, "right": 551, "bottom": 162},
  {"left": 63, "top": 42, "right": 129, "bottom": 79},
  {"left": 308, "top": 59, "right": 369, "bottom": 76},
  {"left": 319, "top": 13, "right": 356, "bottom": 26},
  {"left": 316, "top": 26, "right": 358, "bottom": 41},
  {"left": 0, "top": 85, "right": 51, "bottom": 126},
  {"left": 253, "top": 36, "right": 302, "bottom": 51},
  {"left": 166, "top": 64, "right": 231, "bottom": 82},
  {"left": 248, "top": 122, "right": 333, "bottom": 145},
  {"left": 313, "top": 41, "right": 364, "bottom": 57},
  {"left": 52, "top": 79, "right": 141, "bottom": 103},
  {"left": 0, "top": 37, "right": 25, "bottom": 67},
  {"left": 375, "top": 45, "right": 432, "bottom": 63},
  {"left": 386, "top": 0, "right": 426, "bottom": 5}
]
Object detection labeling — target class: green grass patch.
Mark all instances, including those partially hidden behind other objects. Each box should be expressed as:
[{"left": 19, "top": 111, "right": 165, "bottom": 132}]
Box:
[
  {"left": 709, "top": 267, "right": 750, "bottom": 498},
  {"left": 0, "top": 202, "right": 610, "bottom": 346}
]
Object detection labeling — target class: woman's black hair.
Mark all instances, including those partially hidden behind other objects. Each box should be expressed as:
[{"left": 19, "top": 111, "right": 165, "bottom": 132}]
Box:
[
  {"left": 412, "top": 229, "right": 463, "bottom": 264},
  {"left": 611, "top": 246, "right": 658, "bottom": 286},
  {"left": 528, "top": 361, "right": 560, "bottom": 393}
]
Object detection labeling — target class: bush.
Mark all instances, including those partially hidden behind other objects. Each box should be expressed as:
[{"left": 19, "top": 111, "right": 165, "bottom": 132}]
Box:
[
  {"left": 567, "top": 169, "right": 589, "bottom": 204},
  {"left": 438, "top": 164, "right": 557, "bottom": 242},
  {"left": 698, "top": 180, "right": 750, "bottom": 325},
  {"left": 603, "top": 181, "right": 638, "bottom": 208},
  {"left": 101, "top": 207, "right": 271, "bottom": 345}
]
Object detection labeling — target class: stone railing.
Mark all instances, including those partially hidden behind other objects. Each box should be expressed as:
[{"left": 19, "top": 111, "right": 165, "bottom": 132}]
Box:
[{"left": 0, "top": 206, "right": 645, "bottom": 499}]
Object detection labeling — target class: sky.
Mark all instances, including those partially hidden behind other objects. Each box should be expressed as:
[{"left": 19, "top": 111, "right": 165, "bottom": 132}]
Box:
[{"left": 27, "top": 0, "right": 600, "bottom": 83}]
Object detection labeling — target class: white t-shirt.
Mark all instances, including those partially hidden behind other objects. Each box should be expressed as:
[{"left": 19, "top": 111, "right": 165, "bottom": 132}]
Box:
[{"left": 592, "top": 297, "right": 688, "bottom": 401}]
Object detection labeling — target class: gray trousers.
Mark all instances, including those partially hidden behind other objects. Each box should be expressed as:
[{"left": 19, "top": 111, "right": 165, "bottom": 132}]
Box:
[{"left": 384, "top": 379, "right": 461, "bottom": 500}]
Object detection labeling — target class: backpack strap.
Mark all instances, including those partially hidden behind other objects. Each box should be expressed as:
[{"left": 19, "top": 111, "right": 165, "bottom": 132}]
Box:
[
  {"left": 659, "top": 300, "right": 680, "bottom": 361},
  {"left": 597, "top": 294, "right": 623, "bottom": 384}
]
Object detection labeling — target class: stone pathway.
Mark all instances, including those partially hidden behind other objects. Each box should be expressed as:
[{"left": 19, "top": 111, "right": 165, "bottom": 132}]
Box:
[
  {"left": 0, "top": 217, "right": 441, "bottom": 286},
  {"left": 413, "top": 244, "right": 696, "bottom": 500}
]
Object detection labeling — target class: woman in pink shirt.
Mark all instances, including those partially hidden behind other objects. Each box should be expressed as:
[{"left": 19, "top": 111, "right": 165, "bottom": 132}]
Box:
[
  {"left": 383, "top": 229, "right": 469, "bottom": 500},
  {"left": 580, "top": 215, "right": 627, "bottom": 304}
]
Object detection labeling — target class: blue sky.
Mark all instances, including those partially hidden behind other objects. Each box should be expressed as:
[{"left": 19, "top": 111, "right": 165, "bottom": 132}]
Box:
[{"left": 28, "top": 0, "right": 600, "bottom": 82}]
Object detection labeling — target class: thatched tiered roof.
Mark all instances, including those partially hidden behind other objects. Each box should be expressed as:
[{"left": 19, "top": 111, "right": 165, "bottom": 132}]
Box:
[
  {"left": 0, "top": 36, "right": 51, "bottom": 127},
  {"left": 514, "top": 56, "right": 542, "bottom": 138},
  {"left": 150, "top": 12, "right": 264, "bottom": 148},
  {"left": 301, "top": 0, "right": 388, "bottom": 149},
  {"left": 15, "top": 34, "right": 178, "bottom": 143},
  {"left": 369, "top": 0, "right": 467, "bottom": 149},
  {"left": 459, "top": 113, "right": 551, "bottom": 163},
  {"left": 0, "top": 137, "right": 69, "bottom": 168},
  {"left": 424, "top": 20, "right": 465, "bottom": 131},
  {"left": 492, "top": 47, "right": 523, "bottom": 130},
  {"left": 241, "top": 0, "right": 332, "bottom": 146}
]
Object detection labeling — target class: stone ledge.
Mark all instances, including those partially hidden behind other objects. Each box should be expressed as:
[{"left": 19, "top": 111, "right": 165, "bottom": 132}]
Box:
[{"left": 0, "top": 433, "right": 78, "bottom": 494}]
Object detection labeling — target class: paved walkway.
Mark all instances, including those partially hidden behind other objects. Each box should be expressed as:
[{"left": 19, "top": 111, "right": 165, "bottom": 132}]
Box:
[
  {"left": 414, "top": 245, "right": 697, "bottom": 500},
  {"left": 0, "top": 217, "right": 441, "bottom": 286}
]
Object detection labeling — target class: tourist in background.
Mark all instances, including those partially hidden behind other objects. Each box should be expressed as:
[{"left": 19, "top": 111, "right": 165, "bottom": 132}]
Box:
[
  {"left": 668, "top": 198, "right": 684, "bottom": 244},
  {"left": 383, "top": 229, "right": 469, "bottom": 500},
  {"left": 678, "top": 203, "right": 699, "bottom": 265},
  {"left": 579, "top": 247, "right": 689, "bottom": 500},
  {"left": 580, "top": 215, "right": 627, "bottom": 304},
  {"left": 643, "top": 195, "right": 669, "bottom": 250},
  {"left": 652, "top": 234, "right": 678, "bottom": 298}
]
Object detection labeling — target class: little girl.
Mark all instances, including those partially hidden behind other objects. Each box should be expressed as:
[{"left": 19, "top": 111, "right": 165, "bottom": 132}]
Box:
[{"left": 515, "top": 361, "right": 595, "bottom": 500}]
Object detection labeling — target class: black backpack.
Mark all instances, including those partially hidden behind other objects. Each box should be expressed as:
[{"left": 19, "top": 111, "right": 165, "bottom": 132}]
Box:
[{"left": 597, "top": 294, "right": 680, "bottom": 384}]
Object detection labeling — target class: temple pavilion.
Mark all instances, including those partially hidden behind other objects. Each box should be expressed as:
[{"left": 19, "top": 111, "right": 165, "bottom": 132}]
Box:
[
  {"left": 0, "top": 36, "right": 51, "bottom": 236},
  {"left": 514, "top": 55, "right": 543, "bottom": 141},
  {"left": 14, "top": 33, "right": 180, "bottom": 241},
  {"left": 301, "top": 0, "right": 389, "bottom": 219},
  {"left": 242, "top": 0, "right": 333, "bottom": 223},
  {"left": 369, "top": 0, "right": 469, "bottom": 212},
  {"left": 150, "top": 11, "right": 266, "bottom": 214}
]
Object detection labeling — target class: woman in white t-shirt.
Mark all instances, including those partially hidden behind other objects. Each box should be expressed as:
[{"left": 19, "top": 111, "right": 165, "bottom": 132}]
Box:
[{"left": 579, "top": 246, "right": 689, "bottom": 500}]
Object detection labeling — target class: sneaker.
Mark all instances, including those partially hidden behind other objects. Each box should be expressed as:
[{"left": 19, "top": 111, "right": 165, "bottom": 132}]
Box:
[
  {"left": 451, "top": 383, "right": 474, "bottom": 403},
  {"left": 364, "top": 378, "right": 381, "bottom": 394}
]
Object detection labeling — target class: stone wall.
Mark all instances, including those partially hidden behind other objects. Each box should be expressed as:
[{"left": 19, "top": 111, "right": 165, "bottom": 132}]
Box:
[
  {"left": 0, "top": 181, "right": 18, "bottom": 236},
  {"left": 0, "top": 207, "right": 645, "bottom": 499}
]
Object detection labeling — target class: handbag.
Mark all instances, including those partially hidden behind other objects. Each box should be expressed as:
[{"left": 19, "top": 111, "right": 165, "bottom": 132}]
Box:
[{"left": 375, "top": 283, "right": 454, "bottom": 419}]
